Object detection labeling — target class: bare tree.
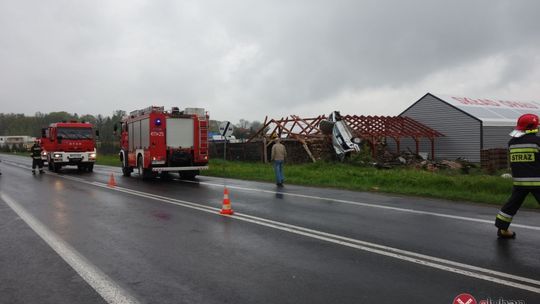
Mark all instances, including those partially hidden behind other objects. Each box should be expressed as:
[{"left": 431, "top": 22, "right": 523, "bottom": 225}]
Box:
[{"left": 237, "top": 119, "right": 250, "bottom": 129}]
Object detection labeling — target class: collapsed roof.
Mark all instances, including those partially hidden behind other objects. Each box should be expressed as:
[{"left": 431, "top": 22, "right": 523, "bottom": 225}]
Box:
[{"left": 248, "top": 114, "right": 444, "bottom": 159}]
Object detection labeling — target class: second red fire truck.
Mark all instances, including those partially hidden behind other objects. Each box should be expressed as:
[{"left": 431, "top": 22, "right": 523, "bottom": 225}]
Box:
[{"left": 117, "top": 106, "right": 209, "bottom": 179}]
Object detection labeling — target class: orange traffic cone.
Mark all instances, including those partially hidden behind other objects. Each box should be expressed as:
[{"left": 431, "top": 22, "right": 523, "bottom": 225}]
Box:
[
  {"left": 220, "top": 187, "right": 234, "bottom": 215},
  {"left": 108, "top": 173, "right": 117, "bottom": 187}
]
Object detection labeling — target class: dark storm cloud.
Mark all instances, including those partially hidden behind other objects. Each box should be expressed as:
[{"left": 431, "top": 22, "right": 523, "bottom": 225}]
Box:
[{"left": 1, "top": 0, "right": 539, "bottom": 121}]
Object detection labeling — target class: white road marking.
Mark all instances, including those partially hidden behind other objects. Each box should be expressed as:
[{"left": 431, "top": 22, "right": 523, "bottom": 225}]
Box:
[
  {"left": 5, "top": 158, "right": 540, "bottom": 293},
  {"left": 178, "top": 177, "right": 540, "bottom": 231},
  {"left": 0, "top": 192, "right": 140, "bottom": 304},
  {"left": 45, "top": 175, "right": 540, "bottom": 294}
]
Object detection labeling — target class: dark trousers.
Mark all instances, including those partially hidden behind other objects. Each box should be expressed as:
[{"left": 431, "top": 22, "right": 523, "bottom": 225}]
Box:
[
  {"left": 495, "top": 186, "right": 540, "bottom": 230},
  {"left": 32, "top": 158, "right": 43, "bottom": 170}
]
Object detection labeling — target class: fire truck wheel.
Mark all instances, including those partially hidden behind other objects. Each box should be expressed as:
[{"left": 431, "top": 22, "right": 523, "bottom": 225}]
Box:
[
  {"left": 121, "top": 155, "right": 131, "bottom": 176},
  {"left": 137, "top": 155, "right": 143, "bottom": 175},
  {"left": 48, "top": 161, "right": 54, "bottom": 171},
  {"left": 53, "top": 163, "right": 61, "bottom": 173},
  {"left": 87, "top": 164, "right": 94, "bottom": 172},
  {"left": 137, "top": 155, "right": 152, "bottom": 180},
  {"left": 122, "top": 165, "right": 131, "bottom": 177},
  {"left": 141, "top": 171, "right": 154, "bottom": 180}
]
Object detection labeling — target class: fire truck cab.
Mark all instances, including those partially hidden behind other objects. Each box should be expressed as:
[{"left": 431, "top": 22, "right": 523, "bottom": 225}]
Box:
[
  {"left": 118, "top": 106, "right": 209, "bottom": 179},
  {"left": 41, "top": 121, "right": 97, "bottom": 172}
]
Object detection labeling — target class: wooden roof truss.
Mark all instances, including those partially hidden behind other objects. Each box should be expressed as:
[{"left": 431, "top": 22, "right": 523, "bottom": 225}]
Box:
[{"left": 248, "top": 114, "right": 444, "bottom": 159}]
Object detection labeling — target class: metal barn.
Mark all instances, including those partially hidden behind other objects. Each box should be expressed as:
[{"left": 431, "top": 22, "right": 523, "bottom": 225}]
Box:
[{"left": 396, "top": 93, "right": 540, "bottom": 162}]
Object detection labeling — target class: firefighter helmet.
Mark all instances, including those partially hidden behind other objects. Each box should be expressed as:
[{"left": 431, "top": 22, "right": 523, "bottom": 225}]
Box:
[{"left": 510, "top": 113, "right": 539, "bottom": 137}]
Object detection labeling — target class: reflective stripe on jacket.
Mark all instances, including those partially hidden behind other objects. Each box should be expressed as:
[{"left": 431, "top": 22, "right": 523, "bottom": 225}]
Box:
[{"left": 508, "top": 134, "right": 540, "bottom": 186}]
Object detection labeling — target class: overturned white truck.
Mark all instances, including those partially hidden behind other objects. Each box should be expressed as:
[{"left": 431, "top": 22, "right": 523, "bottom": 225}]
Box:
[{"left": 319, "top": 111, "right": 361, "bottom": 160}]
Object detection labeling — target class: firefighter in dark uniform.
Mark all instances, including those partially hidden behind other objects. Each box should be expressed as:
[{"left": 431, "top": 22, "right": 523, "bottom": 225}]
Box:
[
  {"left": 30, "top": 140, "right": 44, "bottom": 174},
  {"left": 495, "top": 113, "right": 540, "bottom": 239}
]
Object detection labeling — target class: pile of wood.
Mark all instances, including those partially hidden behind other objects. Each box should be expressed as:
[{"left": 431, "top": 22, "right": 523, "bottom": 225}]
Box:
[
  {"left": 481, "top": 148, "right": 508, "bottom": 173},
  {"left": 306, "top": 137, "right": 335, "bottom": 161},
  {"left": 373, "top": 150, "right": 475, "bottom": 173}
]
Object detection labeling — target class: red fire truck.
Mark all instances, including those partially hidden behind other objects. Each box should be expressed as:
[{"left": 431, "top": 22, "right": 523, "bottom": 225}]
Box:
[
  {"left": 117, "top": 106, "right": 209, "bottom": 179},
  {"left": 41, "top": 121, "right": 98, "bottom": 172}
]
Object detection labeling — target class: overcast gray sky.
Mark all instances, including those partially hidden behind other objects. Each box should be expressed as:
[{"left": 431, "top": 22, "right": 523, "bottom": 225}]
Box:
[{"left": 1, "top": 0, "right": 539, "bottom": 123}]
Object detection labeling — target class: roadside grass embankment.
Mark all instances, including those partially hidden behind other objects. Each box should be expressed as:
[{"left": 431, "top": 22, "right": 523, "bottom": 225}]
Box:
[
  {"left": 205, "top": 159, "right": 539, "bottom": 209},
  {"left": 95, "top": 153, "right": 121, "bottom": 167},
  {"left": 5, "top": 152, "right": 535, "bottom": 209}
]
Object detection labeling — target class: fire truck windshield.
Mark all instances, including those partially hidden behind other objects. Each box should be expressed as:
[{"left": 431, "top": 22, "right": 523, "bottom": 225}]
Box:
[{"left": 57, "top": 127, "right": 93, "bottom": 140}]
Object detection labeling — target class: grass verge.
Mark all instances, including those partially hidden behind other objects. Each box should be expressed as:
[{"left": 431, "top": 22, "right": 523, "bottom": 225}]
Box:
[
  {"left": 204, "top": 159, "right": 539, "bottom": 209},
  {"left": 95, "top": 153, "right": 121, "bottom": 167}
]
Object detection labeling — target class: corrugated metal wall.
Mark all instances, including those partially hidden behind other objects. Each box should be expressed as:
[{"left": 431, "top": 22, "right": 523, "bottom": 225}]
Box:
[
  {"left": 393, "top": 94, "right": 482, "bottom": 162},
  {"left": 482, "top": 126, "right": 513, "bottom": 149}
]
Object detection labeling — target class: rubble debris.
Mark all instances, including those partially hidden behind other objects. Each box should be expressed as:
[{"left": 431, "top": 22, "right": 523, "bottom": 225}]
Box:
[{"left": 369, "top": 150, "right": 476, "bottom": 173}]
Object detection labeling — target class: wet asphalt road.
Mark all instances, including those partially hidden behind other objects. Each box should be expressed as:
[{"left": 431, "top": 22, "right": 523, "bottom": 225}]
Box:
[{"left": 1, "top": 154, "right": 540, "bottom": 304}]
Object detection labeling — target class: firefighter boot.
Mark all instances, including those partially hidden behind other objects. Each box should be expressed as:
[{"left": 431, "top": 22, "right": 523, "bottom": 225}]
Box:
[
  {"left": 39, "top": 169, "right": 44, "bottom": 174},
  {"left": 497, "top": 229, "right": 516, "bottom": 239},
  {"left": 32, "top": 169, "right": 35, "bottom": 175}
]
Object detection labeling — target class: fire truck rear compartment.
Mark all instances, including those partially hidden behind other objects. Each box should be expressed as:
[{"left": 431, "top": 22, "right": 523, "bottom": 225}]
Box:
[{"left": 121, "top": 106, "right": 209, "bottom": 178}]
